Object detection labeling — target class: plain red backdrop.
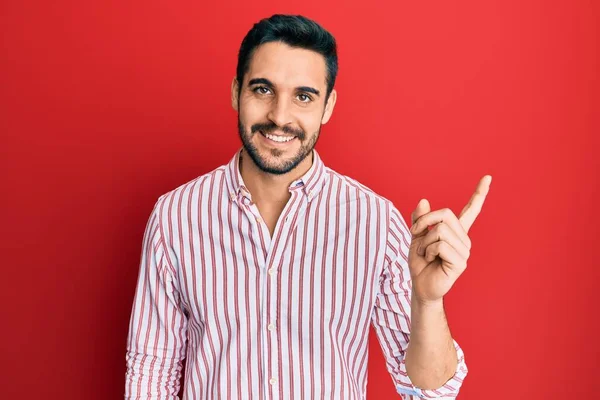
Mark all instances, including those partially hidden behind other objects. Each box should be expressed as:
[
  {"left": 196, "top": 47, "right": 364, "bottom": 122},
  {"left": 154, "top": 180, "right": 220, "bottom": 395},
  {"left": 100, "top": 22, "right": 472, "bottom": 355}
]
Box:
[{"left": 1, "top": 1, "right": 598, "bottom": 399}]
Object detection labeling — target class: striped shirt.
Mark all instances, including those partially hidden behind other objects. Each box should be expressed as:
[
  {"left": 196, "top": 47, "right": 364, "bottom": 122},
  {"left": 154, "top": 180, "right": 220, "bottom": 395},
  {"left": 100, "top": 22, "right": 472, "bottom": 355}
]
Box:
[{"left": 125, "top": 148, "right": 468, "bottom": 399}]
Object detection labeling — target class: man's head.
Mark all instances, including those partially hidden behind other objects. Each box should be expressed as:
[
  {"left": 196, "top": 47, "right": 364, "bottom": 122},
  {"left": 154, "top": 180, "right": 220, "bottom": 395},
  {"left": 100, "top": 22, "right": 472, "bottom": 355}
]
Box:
[{"left": 231, "top": 14, "right": 338, "bottom": 175}]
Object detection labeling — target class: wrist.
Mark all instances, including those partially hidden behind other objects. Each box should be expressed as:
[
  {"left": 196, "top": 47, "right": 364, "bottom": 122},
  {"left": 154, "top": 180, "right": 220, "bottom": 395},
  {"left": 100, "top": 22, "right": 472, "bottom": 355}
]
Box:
[{"left": 412, "top": 293, "right": 444, "bottom": 311}]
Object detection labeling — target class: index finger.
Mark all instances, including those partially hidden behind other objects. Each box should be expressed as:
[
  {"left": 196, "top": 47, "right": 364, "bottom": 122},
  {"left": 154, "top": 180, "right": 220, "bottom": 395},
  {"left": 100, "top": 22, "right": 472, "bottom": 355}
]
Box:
[{"left": 458, "top": 175, "right": 492, "bottom": 233}]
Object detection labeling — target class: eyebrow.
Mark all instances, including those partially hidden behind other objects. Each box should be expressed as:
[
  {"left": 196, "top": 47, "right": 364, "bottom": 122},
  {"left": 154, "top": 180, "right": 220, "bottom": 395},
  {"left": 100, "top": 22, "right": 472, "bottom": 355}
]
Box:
[{"left": 248, "top": 78, "right": 321, "bottom": 97}]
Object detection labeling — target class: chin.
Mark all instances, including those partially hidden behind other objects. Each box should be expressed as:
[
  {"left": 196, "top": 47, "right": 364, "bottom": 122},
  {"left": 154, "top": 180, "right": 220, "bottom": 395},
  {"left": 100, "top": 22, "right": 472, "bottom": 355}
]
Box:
[
  {"left": 246, "top": 142, "right": 310, "bottom": 175},
  {"left": 253, "top": 152, "right": 304, "bottom": 175}
]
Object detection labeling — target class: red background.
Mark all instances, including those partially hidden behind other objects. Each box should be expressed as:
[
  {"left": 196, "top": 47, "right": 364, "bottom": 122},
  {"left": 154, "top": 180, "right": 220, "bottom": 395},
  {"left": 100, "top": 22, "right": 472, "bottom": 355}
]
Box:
[{"left": 1, "top": 1, "right": 598, "bottom": 398}]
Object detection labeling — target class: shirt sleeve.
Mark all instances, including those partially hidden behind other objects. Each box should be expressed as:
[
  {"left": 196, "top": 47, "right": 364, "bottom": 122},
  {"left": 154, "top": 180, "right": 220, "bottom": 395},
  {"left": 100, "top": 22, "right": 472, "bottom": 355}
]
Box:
[
  {"left": 371, "top": 204, "right": 468, "bottom": 399},
  {"left": 125, "top": 198, "right": 189, "bottom": 399}
]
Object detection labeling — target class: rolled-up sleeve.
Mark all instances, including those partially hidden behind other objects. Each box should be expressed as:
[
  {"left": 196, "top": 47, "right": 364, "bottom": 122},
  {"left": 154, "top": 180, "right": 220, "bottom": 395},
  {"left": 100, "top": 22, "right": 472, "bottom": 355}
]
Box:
[
  {"left": 125, "top": 198, "right": 189, "bottom": 399},
  {"left": 371, "top": 204, "right": 468, "bottom": 399}
]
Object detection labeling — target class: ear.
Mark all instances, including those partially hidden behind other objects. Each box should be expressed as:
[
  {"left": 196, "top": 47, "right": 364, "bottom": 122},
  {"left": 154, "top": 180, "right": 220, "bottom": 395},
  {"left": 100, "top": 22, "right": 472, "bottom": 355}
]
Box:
[
  {"left": 231, "top": 77, "right": 239, "bottom": 111},
  {"left": 320, "top": 88, "right": 337, "bottom": 124}
]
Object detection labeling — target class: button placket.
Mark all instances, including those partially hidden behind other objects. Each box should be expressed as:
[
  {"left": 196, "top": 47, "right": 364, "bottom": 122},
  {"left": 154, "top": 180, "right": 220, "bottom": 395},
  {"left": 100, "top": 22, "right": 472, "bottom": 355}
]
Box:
[
  {"left": 242, "top": 199, "right": 270, "bottom": 255},
  {"left": 262, "top": 192, "right": 304, "bottom": 400},
  {"left": 256, "top": 189, "right": 306, "bottom": 400},
  {"left": 266, "top": 260, "right": 280, "bottom": 399}
]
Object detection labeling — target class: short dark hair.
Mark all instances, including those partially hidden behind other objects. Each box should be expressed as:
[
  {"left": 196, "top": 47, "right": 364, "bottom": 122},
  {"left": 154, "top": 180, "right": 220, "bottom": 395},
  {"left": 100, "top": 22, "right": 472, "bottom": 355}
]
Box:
[{"left": 236, "top": 14, "right": 338, "bottom": 101}]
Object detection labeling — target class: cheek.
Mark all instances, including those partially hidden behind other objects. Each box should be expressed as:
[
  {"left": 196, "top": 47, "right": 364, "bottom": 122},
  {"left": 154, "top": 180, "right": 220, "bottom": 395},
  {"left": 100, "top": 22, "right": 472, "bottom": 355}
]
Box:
[
  {"left": 298, "top": 111, "right": 323, "bottom": 133},
  {"left": 239, "top": 99, "right": 269, "bottom": 124}
]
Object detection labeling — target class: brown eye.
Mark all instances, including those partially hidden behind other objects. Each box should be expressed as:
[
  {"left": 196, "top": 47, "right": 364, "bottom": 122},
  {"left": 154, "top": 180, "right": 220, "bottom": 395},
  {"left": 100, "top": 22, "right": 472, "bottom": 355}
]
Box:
[
  {"left": 254, "top": 86, "right": 271, "bottom": 95},
  {"left": 297, "top": 93, "right": 312, "bottom": 103}
]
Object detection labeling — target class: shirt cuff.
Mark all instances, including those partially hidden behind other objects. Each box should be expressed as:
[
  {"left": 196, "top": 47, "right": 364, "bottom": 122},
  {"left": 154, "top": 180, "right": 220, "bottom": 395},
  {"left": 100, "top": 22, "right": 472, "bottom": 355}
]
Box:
[{"left": 394, "top": 339, "right": 468, "bottom": 399}]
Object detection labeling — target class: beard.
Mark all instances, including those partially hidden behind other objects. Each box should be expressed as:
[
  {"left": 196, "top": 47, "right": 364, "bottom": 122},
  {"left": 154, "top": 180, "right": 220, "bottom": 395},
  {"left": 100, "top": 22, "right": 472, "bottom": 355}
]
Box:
[{"left": 237, "top": 116, "right": 321, "bottom": 175}]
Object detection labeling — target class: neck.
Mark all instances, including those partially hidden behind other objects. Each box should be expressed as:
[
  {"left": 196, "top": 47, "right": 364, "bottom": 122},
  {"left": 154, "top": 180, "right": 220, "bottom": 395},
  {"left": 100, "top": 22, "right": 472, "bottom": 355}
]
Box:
[{"left": 239, "top": 149, "right": 313, "bottom": 205}]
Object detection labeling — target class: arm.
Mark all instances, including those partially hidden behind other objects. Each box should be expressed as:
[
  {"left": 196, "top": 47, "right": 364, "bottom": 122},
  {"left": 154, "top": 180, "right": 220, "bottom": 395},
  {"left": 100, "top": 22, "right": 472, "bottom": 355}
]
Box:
[
  {"left": 125, "top": 199, "right": 188, "bottom": 399},
  {"left": 405, "top": 294, "right": 458, "bottom": 390},
  {"left": 371, "top": 204, "right": 468, "bottom": 399}
]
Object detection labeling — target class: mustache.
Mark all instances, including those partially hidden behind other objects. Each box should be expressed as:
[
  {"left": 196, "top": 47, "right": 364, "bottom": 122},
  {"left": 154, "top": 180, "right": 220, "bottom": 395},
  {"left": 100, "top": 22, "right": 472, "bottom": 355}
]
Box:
[{"left": 251, "top": 122, "right": 306, "bottom": 140}]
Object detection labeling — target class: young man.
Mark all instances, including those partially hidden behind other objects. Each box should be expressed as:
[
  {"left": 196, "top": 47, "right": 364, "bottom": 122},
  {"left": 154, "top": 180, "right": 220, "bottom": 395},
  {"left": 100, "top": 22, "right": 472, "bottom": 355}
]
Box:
[{"left": 125, "top": 14, "right": 490, "bottom": 399}]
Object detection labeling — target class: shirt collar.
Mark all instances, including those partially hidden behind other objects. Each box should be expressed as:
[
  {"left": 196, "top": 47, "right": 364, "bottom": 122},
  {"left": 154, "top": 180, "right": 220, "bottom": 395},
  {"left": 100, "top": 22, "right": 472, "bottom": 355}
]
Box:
[{"left": 224, "top": 147, "right": 327, "bottom": 203}]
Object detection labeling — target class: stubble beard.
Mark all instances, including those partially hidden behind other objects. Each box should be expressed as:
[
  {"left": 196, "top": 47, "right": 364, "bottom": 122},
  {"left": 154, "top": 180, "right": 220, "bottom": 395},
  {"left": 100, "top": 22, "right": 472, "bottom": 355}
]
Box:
[{"left": 237, "top": 117, "right": 321, "bottom": 175}]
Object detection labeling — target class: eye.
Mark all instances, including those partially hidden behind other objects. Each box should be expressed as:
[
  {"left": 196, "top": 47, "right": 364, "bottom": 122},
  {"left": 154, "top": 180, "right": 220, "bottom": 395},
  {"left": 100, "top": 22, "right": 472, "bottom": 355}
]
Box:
[
  {"left": 297, "top": 93, "right": 313, "bottom": 103},
  {"left": 253, "top": 86, "right": 272, "bottom": 95}
]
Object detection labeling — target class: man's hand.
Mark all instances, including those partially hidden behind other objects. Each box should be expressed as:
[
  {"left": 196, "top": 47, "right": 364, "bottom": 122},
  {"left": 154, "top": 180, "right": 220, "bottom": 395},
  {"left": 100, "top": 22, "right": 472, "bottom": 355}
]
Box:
[{"left": 408, "top": 175, "right": 492, "bottom": 305}]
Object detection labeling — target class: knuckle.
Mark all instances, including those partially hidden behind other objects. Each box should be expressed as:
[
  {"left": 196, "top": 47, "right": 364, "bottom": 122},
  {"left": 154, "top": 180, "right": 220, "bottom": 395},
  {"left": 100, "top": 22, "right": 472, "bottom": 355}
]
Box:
[
  {"left": 424, "top": 243, "right": 434, "bottom": 255},
  {"left": 439, "top": 222, "right": 450, "bottom": 234},
  {"left": 435, "top": 223, "right": 448, "bottom": 241}
]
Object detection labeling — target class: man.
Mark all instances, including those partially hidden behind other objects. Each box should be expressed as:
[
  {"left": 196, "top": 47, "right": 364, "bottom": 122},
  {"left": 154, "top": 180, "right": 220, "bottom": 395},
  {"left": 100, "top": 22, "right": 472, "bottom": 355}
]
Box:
[{"left": 125, "top": 14, "right": 491, "bottom": 399}]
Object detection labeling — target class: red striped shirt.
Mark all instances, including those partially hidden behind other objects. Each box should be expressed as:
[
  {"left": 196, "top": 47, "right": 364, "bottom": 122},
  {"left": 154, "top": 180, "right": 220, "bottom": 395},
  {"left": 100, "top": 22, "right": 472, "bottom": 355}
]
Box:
[{"left": 125, "top": 148, "right": 468, "bottom": 399}]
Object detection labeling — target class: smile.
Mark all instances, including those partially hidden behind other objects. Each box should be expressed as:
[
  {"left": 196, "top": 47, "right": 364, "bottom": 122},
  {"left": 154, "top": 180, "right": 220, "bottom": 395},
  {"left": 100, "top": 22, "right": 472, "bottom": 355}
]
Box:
[{"left": 260, "top": 131, "right": 296, "bottom": 143}]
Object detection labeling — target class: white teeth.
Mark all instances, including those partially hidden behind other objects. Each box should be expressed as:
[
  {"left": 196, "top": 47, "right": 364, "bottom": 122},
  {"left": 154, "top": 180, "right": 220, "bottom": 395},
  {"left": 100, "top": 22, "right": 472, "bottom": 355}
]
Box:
[{"left": 264, "top": 132, "right": 295, "bottom": 143}]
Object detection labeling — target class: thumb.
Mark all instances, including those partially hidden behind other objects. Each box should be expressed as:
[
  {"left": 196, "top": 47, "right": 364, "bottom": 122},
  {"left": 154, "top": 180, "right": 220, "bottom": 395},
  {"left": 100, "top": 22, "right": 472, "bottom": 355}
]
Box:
[{"left": 411, "top": 199, "right": 431, "bottom": 235}]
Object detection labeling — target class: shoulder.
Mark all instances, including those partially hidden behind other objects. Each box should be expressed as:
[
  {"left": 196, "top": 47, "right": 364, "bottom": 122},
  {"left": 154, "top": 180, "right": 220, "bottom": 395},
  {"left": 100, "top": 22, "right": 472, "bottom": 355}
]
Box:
[
  {"left": 324, "top": 167, "right": 395, "bottom": 209},
  {"left": 152, "top": 164, "right": 228, "bottom": 217},
  {"left": 324, "top": 167, "right": 410, "bottom": 232}
]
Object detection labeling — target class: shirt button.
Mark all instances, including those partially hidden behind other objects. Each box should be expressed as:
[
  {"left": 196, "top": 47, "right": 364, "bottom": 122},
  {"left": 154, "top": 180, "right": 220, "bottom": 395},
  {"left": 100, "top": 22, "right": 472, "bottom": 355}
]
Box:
[
  {"left": 268, "top": 323, "right": 275, "bottom": 331},
  {"left": 229, "top": 193, "right": 236, "bottom": 200},
  {"left": 268, "top": 268, "right": 275, "bottom": 275},
  {"left": 269, "top": 378, "right": 277, "bottom": 385},
  {"left": 256, "top": 216, "right": 262, "bottom": 223}
]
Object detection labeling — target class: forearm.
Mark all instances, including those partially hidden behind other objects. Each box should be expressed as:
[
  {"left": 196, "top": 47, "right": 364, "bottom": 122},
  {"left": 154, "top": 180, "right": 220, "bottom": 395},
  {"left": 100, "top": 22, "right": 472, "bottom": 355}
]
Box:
[{"left": 404, "top": 292, "right": 458, "bottom": 390}]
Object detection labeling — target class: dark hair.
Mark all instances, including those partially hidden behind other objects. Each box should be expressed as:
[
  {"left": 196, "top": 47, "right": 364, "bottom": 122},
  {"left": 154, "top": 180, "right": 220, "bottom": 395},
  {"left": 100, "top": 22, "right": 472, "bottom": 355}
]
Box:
[{"left": 236, "top": 14, "right": 338, "bottom": 101}]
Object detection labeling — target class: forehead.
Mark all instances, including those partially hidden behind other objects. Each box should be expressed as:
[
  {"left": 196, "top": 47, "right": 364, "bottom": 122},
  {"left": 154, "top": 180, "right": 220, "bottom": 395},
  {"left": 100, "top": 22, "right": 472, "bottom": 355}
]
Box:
[{"left": 246, "top": 41, "right": 327, "bottom": 90}]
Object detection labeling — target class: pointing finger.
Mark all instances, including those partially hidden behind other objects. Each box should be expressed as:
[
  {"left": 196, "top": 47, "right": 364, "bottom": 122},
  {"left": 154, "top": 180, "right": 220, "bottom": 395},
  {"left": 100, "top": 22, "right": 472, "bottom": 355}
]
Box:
[{"left": 458, "top": 175, "right": 492, "bottom": 233}]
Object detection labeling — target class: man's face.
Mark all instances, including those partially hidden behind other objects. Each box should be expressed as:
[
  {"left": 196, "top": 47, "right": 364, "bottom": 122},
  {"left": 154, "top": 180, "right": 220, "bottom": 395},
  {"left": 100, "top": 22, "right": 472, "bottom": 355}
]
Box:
[{"left": 232, "top": 41, "right": 337, "bottom": 175}]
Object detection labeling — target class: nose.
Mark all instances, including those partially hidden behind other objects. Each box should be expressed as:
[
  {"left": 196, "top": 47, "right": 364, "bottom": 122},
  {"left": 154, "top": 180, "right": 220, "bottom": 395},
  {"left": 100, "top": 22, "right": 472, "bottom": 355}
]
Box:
[{"left": 267, "top": 96, "right": 293, "bottom": 128}]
